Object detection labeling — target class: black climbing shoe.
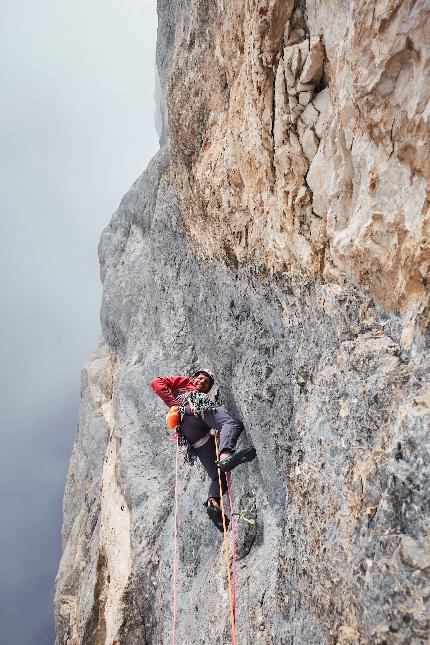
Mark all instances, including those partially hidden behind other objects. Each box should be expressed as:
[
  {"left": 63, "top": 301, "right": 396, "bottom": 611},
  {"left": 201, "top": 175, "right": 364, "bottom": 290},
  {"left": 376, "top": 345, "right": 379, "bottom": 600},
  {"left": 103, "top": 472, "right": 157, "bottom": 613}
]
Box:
[
  {"left": 207, "top": 502, "right": 230, "bottom": 533},
  {"left": 216, "top": 447, "right": 257, "bottom": 472}
]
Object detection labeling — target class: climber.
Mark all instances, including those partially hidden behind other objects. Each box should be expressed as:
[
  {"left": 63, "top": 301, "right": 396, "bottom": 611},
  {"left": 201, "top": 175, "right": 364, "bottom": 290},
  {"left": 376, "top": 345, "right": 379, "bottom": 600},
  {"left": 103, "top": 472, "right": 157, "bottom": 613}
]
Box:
[{"left": 150, "top": 369, "right": 256, "bottom": 531}]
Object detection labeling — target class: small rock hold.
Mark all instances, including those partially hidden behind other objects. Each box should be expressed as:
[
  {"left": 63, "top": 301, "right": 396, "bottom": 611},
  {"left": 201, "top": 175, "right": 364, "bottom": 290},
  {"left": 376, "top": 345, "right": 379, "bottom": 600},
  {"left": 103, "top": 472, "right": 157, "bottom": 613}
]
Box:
[
  {"left": 286, "top": 29, "right": 305, "bottom": 45},
  {"left": 297, "top": 117, "right": 306, "bottom": 140},
  {"left": 284, "top": 64, "right": 295, "bottom": 89},
  {"left": 401, "top": 536, "right": 430, "bottom": 569},
  {"left": 312, "top": 87, "right": 330, "bottom": 112},
  {"left": 389, "top": 621, "right": 400, "bottom": 633},
  {"left": 256, "top": 19, "right": 269, "bottom": 35},
  {"left": 297, "top": 38, "right": 310, "bottom": 64},
  {"left": 299, "top": 91, "right": 312, "bottom": 106},
  {"left": 299, "top": 127, "right": 319, "bottom": 159},
  {"left": 230, "top": 170, "right": 244, "bottom": 189},
  {"left": 301, "top": 102, "right": 319, "bottom": 128},
  {"left": 290, "top": 104, "right": 305, "bottom": 123},
  {"left": 339, "top": 400, "right": 350, "bottom": 418},
  {"left": 367, "top": 506, "right": 377, "bottom": 516},
  {"left": 298, "top": 81, "right": 315, "bottom": 92},
  {"left": 299, "top": 38, "right": 325, "bottom": 85},
  {"left": 289, "top": 94, "right": 298, "bottom": 109},
  {"left": 294, "top": 185, "right": 309, "bottom": 205},
  {"left": 262, "top": 366, "right": 273, "bottom": 378},
  {"left": 291, "top": 48, "right": 301, "bottom": 78}
]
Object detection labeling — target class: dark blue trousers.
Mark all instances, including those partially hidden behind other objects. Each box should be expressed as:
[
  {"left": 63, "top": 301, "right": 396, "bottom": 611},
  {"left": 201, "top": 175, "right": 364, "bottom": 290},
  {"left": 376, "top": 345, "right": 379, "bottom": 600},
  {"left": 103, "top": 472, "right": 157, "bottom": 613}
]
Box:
[{"left": 180, "top": 405, "right": 244, "bottom": 499}]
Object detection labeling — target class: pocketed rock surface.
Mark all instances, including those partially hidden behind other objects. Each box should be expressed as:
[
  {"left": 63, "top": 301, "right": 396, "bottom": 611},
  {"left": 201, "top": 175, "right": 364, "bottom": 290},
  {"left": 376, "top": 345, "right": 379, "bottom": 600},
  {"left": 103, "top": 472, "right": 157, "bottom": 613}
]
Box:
[{"left": 55, "top": 2, "right": 430, "bottom": 643}]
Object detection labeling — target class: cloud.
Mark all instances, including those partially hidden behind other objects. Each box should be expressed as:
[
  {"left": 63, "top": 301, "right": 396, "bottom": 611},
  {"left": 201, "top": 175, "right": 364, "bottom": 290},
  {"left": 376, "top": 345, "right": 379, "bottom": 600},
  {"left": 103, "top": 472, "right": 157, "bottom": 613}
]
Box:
[{"left": 0, "top": 1, "right": 159, "bottom": 641}]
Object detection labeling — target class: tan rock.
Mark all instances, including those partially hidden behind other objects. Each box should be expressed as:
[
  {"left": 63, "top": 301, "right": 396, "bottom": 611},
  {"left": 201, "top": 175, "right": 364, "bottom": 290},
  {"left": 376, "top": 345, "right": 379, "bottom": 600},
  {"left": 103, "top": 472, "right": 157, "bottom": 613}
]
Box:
[
  {"left": 312, "top": 87, "right": 330, "bottom": 113},
  {"left": 315, "top": 108, "right": 330, "bottom": 139},
  {"left": 294, "top": 185, "right": 310, "bottom": 206},
  {"left": 286, "top": 29, "right": 305, "bottom": 45},
  {"left": 410, "top": 381, "right": 430, "bottom": 417},
  {"left": 56, "top": 3, "right": 430, "bottom": 643},
  {"left": 284, "top": 62, "right": 295, "bottom": 89},
  {"left": 301, "top": 102, "right": 319, "bottom": 128},
  {"left": 297, "top": 38, "right": 310, "bottom": 64},
  {"left": 283, "top": 19, "right": 291, "bottom": 42},
  {"left": 165, "top": 0, "right": 430, "bottom": 311},
  {"left": 299, "top": 91, "right": 312, "bottom": 106},
  {"left": 339, "top": 400, "right": 350, "bottom": 418},
  {"left": 298, "top": 81, "right": 315, "bottom": 92},
  {"left": 297, "top": 117, "right": 306, "bottom": 140},
  {"left": 274, "top": 60, "right": 288, "bottom": 148},
  {"left": 274, "top": 144, "right": 292, "bottom": 174},
  {"left": 299, "top": 37, "right": 325, "bottom": 85},
  {"left": 288, "top": 94, "right": 298, "bottom": 111},
  {"left": 400, "top": 536, "right": 430, "bottom": 570},
  {"left": 300, "top": 127, "right": 319, "bottom": 160},
  {"left": 307, "top": 144, "right": 330, "bottom": 217},
  {"left": 291, "top": 47, "right": 301, "bottom": 78},
  {"left": 291, "top": 104, "right": 305, "bottom": 123},
  {"left": 256, "top": 19, "right": 269, "bottom": 35}
]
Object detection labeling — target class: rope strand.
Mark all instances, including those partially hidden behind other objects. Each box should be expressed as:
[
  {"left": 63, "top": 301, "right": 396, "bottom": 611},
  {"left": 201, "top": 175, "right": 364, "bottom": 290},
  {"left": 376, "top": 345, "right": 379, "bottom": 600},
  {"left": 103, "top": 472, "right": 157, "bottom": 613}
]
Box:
[
  {"left": 172, "top": 435, "right": 180, "bottom": 645},
  {"left": 215, "top": 435, "right": 237, "bottom": 645},
  {"left": 226, "top": 472, "right": 237, "bottom": 619}
]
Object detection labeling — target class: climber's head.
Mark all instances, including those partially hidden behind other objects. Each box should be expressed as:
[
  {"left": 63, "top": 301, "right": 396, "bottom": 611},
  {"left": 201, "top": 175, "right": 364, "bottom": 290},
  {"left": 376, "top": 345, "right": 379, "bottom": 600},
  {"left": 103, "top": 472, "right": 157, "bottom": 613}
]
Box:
[{"left": 192, "top": 369, "right": 214, "bottom": 393}]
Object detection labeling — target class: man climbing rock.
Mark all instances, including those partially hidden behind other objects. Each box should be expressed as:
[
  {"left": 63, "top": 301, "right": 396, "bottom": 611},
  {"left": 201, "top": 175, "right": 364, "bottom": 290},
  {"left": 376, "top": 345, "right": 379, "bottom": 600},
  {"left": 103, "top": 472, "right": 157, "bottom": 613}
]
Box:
[{"left": 150, "top": 369, "right": 256, "bottom": 531}]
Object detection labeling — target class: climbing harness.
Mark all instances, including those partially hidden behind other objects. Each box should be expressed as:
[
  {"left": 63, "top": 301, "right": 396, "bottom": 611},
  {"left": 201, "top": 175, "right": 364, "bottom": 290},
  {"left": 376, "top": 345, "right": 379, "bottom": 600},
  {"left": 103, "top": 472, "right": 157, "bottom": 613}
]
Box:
[
  {"left": 192, "top": 431, "right": 211, "bottom": 449},
  {"left": 173, "top": 391, "right": 217, "bottom": 465},
  {"left": 215, "top": 434, "right": 237, "bottom": 645}
]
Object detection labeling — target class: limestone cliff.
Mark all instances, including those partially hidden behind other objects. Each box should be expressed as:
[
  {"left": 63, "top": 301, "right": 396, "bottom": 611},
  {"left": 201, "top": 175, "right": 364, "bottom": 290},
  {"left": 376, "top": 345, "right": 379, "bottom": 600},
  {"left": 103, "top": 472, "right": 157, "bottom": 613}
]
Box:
[{"left": 55, "top": 1, "right": 430, "bottom": 643}]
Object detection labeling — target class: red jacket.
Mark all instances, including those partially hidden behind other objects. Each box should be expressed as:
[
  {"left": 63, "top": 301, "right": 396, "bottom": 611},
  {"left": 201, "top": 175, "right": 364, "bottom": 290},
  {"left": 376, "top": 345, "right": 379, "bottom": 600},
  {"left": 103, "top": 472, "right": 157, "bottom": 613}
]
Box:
[{"left": 150, "top": 375, "right": 196, "bottom": 408}]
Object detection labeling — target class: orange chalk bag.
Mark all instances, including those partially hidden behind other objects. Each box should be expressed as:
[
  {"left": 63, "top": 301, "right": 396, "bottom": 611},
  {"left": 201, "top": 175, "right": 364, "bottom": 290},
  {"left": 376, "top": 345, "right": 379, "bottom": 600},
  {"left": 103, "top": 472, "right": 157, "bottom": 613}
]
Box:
[{"left": 166, "top": 405, "right": 181, "bottom": 429}]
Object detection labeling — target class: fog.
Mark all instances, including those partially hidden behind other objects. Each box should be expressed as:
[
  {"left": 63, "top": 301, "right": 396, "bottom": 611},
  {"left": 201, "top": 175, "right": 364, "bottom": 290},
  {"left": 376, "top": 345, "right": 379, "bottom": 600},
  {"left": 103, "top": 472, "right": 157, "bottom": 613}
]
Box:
[{"left": 0, "top": 2, "right": 158, "bottom": 641}]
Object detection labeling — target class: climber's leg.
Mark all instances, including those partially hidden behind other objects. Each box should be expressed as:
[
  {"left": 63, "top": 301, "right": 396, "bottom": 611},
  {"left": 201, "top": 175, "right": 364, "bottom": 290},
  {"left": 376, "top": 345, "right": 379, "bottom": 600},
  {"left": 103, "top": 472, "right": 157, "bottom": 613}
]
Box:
[
  {"left": 216, "top": 447, "right": 257, "bottom": 472},
  {"left": 180, "top": 412, "right": 229, "bottom": 504},
  {"left": 203, "top": 406, "right": 244, "bottom": 454},
  {"left": 195, "top": 435, "right": 227, "bottom": 499},
  {"left": 179, "top": 411, "right": 210, "bottom": 445},
  {"left": 203, "top": 405, "right": 256, "bottom": 471},
  {"left": 195, "top": 435, "right": 230, "bottom": 531}
]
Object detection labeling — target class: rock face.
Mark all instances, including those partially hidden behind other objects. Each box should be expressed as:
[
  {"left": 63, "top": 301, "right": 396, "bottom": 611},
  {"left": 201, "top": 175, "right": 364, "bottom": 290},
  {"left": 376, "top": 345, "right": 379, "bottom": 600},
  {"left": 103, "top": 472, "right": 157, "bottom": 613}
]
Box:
[{"left": 55, "top": 1, "right": 430, "bottom": 644}]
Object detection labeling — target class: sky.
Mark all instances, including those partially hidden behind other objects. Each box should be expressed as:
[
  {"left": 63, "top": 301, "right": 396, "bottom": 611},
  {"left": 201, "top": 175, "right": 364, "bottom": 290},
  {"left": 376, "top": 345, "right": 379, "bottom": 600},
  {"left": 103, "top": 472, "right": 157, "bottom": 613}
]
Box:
[{"left": 0, "top": 2, "right": 159, "bottom": 642}]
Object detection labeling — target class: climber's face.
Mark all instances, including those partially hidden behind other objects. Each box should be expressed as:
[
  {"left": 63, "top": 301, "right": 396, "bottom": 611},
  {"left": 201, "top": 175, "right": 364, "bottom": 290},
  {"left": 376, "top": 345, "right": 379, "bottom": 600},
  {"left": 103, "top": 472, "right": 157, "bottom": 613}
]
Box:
[{"left": 192, "top": 372, "right": 212, "bottom": 393}]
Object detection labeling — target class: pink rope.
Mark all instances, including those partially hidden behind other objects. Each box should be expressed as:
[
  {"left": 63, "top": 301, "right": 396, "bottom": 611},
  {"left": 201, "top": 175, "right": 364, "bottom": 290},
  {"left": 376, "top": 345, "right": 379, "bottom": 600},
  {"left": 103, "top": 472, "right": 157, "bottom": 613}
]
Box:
[
  {"left": 225, "top": 472, "right": 237, "bottom": 619},
  {"left": 172, "top": 436, "right": 180, "bottom": 645}
]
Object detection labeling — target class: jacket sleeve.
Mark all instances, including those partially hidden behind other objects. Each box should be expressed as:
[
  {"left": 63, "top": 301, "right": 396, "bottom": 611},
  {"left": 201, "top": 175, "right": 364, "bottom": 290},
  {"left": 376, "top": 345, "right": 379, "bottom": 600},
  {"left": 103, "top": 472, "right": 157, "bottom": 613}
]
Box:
[{"left": 150, "top": 375, "right": 192, "bottom": 408}]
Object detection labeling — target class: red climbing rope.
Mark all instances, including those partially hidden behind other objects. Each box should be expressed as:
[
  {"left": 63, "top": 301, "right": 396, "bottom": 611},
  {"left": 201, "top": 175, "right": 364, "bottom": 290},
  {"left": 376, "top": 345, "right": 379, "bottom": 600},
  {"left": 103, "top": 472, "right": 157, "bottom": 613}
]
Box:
[
  {"left": 171, "top": 434, "right": 180, "bottom": 645},
  {"left": 226, "top": 472, "right": 237, "bottom": 619},
  {"left": 215, "top": 435, "right": 237, "bottom": 645}
]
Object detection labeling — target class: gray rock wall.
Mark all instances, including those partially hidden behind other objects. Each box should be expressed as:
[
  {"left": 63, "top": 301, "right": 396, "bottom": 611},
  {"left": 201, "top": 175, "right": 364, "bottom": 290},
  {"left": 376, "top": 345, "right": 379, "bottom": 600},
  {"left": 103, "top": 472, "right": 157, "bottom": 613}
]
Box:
[{"left": 55, "top": 1, "right": 430, "bottom": 643}]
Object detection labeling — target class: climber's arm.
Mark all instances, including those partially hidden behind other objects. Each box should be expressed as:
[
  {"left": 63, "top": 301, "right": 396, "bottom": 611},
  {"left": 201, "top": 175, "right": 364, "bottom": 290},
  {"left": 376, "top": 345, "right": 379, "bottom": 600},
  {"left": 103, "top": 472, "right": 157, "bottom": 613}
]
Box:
[{"left": 150, "top": 375, "right": 192, "bottom": 408}]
